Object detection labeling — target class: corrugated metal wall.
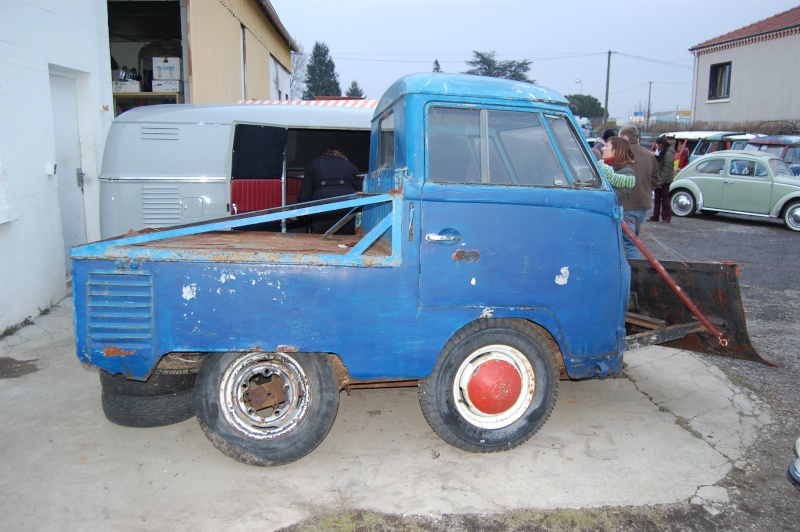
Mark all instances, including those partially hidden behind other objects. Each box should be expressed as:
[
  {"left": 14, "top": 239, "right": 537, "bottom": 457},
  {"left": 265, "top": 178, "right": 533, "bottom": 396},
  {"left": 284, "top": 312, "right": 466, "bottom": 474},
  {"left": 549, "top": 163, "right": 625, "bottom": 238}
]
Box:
[
  {"left": 245, "top": 31, "right": 269, "bottom": 100},
  {"left": 188, "top": 0, "right": 292, "bottom": 103},
  {"left": 188, "top": 0, "right": 242, "bottom": 102}
]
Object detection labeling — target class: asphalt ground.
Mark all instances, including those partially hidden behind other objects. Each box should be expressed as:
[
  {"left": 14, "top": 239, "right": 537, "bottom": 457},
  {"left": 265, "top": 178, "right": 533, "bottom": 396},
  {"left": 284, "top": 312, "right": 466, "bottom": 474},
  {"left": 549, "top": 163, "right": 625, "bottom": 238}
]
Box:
[{"left": 1, "top": 210, "right": 798, "bottom": 531}]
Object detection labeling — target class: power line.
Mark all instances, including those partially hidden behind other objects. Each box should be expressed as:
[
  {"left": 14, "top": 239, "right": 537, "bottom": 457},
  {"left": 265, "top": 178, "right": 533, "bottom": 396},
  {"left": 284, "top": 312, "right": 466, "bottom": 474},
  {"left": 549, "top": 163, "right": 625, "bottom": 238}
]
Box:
[
  {"left": 615, "top": 52, "right": 692, "bottom": 70},
  {"left": 611, "top": 81, "right": 691, "bottom": 95}
]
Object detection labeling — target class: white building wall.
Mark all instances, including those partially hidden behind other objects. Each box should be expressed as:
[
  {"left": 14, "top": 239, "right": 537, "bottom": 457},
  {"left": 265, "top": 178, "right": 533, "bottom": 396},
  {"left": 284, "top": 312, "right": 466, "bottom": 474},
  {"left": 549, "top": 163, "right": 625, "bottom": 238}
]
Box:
[
  {"left": 0, "top": 0, "right": 113, "bottom": 331},
  {"left": 692, "top": 33, "right": 800, "bottom": 123}
]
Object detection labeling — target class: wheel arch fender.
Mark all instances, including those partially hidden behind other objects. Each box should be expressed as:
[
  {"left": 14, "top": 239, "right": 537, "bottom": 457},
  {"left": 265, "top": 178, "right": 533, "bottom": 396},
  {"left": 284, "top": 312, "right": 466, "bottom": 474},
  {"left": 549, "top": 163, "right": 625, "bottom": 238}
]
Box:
[
  {"left": 455, "top": 312, "right": 567, "bottom": 378},
  {"left": 669, "top": 181, "right": 704, "bottom": 210},
  {"left": 771, "top": 192, "right": 800, "bottom": 218}
]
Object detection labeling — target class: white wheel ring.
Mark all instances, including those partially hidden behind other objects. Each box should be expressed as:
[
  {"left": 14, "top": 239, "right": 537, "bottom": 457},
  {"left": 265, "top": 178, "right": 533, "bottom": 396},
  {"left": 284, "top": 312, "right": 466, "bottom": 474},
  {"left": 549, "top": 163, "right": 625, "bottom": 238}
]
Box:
[{"left": 453, "top": 344, "right": 535, "bottom": 429}]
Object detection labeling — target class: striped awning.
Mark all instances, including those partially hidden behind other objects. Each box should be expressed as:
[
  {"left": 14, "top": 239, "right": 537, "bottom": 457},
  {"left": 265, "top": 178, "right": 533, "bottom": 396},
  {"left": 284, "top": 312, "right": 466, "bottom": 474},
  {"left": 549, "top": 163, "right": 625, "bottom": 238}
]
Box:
[{"left": 238, "top": 99, "right": 378, "bottom": 108}]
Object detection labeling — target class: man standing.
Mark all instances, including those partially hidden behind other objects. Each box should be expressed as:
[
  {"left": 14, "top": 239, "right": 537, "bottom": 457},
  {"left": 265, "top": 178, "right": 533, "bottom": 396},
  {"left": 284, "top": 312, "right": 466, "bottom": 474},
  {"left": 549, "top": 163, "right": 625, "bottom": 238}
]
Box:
[{"left": 618, "top": 126, "right": 660, "bottom": 259}]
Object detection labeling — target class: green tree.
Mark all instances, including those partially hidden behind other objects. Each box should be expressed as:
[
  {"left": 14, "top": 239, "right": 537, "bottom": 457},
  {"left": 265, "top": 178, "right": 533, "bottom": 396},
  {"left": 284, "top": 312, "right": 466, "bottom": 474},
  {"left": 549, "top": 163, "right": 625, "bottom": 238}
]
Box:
[
  {"left": 564, "top": 94, "right": 605, "bottom": 118},
  {"left": 464, "top": 51, "right": 533, "bottom": 83},
  {"left": 345, "top": 80, "right": 365, "bottom": 98},
  {"left": 303, "top": 42, "right": 341, "bottom": 99},
  {"left": 432, "top": 59, "right": 442, "bottom": 72}
]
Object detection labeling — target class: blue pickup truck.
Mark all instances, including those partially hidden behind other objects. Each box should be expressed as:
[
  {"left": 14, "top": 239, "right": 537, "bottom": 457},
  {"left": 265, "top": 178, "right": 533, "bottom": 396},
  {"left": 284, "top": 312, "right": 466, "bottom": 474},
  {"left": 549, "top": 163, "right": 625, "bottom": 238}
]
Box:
[{"left": 71, "top": 73, "right": 762, "bottom": 466}]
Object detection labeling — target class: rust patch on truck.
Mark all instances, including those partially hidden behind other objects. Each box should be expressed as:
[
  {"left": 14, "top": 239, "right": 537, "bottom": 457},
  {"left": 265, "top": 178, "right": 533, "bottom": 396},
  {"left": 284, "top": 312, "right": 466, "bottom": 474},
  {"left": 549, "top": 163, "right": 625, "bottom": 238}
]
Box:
[
  {"left": 452, "top": 249, "right": 481, "bottom": 262},
  {"left": 103, "top": 346, "right": 135, "bottom": 357},
  {"left": 276, "top": 345, "right": 298, "bottom": 353}
]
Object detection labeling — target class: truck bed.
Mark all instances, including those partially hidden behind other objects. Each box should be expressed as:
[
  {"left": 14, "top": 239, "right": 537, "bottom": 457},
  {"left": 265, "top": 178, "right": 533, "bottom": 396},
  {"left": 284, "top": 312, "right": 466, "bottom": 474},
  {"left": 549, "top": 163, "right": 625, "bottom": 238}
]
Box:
[{"left": 127, "top": 230, "right": 384, "bottom": 255}]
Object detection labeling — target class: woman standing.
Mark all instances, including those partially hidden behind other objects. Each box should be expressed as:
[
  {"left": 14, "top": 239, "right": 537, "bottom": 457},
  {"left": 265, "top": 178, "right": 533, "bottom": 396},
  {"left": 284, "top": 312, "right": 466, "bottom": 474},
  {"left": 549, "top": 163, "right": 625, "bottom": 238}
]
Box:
[
  {"left": 650, "top": 137, "right": 676, "bottom": 223},
  {"left": 598, "top": 136, "right": 636, "bottom": 205}
]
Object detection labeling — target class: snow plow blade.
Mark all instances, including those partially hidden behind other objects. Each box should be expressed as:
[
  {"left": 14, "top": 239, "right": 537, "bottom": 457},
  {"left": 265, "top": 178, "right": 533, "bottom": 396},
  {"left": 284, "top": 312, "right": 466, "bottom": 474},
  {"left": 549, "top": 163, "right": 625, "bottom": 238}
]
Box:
[{"left": 626, "top": 258, "right": 775, "bottom": 366}]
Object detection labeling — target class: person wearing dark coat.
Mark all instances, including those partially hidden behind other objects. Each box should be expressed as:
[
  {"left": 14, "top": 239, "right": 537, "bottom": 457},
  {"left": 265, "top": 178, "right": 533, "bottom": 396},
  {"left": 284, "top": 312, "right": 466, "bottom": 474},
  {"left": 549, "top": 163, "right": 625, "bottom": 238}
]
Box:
[
  {"left": 650, "top": 137, "right": 676, "bottom": 223},
  {"left": 298, "top": 147, "right": 361, "bottom": 234}
]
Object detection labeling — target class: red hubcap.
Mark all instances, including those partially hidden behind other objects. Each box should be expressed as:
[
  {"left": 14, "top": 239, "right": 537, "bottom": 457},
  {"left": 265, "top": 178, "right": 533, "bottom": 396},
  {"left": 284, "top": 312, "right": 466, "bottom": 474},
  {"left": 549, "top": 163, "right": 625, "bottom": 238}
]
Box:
[{"left": 466, "top": 359, "right": 522, "bottom": 415}]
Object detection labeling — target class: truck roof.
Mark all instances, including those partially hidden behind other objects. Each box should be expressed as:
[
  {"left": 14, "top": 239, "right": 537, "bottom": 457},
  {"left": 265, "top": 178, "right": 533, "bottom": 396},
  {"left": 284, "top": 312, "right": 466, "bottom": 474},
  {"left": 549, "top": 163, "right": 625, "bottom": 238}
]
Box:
[
  {"left": 113, "top": 101, "right": 374, "bottom": 130},
  {"left": 375, "top": 73, "right": 570, "bottom": 117}
]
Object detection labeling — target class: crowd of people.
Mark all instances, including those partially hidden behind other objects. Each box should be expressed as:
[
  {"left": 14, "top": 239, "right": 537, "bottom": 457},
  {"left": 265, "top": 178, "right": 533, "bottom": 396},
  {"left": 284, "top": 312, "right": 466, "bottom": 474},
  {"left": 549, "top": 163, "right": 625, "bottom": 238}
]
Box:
[{"left": 591, "top": 125, "right": 677, "bottom": 259}]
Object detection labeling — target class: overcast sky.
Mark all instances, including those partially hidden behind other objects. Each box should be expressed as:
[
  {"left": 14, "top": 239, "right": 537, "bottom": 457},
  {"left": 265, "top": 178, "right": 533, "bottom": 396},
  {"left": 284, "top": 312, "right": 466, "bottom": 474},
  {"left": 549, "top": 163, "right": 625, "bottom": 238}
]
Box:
[{"left": 270, "top": 0, "right": 798, "bottom": 122}]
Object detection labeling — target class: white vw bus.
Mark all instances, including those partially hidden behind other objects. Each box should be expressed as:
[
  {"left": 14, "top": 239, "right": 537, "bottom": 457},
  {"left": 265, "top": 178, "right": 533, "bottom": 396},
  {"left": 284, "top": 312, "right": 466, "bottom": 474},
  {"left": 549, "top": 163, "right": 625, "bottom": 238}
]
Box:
[{"left": 99, "top": 100, "right": 374, "bottom": 238}]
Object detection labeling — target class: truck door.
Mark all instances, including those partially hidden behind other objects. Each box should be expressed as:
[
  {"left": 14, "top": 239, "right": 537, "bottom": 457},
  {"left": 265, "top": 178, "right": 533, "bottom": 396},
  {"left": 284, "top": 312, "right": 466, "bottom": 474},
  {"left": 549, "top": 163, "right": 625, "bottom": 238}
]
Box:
[{"left": 418, "top": 106, "right": 624, "bottom": 347}]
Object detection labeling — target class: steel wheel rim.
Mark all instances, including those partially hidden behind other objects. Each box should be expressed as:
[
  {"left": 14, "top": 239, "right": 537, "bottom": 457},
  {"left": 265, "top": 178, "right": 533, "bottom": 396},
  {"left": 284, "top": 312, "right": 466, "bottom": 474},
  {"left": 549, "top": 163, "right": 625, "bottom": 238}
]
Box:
[
  {"left": 671, "top": 192, "right": 694, "bottom": 216},
  {"left": 220, "top": 352, "right": 309, "bottom": 440},
  {"left": 453, "top": 344, "right": 534, "bottom": 429},
  {"left": 786, "top": 205, "right": 800, "bottom": 231}
]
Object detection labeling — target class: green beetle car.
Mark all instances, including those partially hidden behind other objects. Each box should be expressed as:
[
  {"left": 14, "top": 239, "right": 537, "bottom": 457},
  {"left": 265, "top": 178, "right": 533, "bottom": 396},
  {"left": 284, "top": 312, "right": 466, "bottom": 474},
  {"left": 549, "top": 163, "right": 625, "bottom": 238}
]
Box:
[{"left": 669, "top": 150, "right": 800, "bottom": 232}]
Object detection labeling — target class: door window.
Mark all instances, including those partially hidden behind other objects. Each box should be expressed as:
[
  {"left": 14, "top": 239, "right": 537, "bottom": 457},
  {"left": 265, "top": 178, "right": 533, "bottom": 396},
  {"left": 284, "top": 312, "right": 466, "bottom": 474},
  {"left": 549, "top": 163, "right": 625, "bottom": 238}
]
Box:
[
  {"left": 729, "top": 159, "right": 767, "bottom": 177},
  {"left": 427, "top": 106, "right": 599, "bottom": 187}
]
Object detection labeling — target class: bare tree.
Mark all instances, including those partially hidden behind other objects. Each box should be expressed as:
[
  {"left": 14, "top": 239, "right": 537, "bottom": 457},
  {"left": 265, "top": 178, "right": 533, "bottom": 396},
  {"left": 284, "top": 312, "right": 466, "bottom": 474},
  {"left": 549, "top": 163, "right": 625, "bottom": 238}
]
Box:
[{"left": 289, "top": 44, "right": 307, "bottom": 100}]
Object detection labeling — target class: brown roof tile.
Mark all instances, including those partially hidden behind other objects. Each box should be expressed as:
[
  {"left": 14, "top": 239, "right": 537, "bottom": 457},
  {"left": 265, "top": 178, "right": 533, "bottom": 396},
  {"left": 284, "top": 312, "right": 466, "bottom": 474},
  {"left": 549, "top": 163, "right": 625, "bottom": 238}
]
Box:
[{"left": 691, "top": 6, "right": 800, "bottom": 51}]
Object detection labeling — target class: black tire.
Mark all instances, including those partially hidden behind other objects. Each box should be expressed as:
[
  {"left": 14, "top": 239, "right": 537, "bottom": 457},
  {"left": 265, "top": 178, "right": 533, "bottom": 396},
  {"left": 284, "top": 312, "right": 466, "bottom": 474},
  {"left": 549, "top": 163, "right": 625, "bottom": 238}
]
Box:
[
  {"left": 783, "top": 201, "right": 800, "bottom": 232},
  {"left": 419, "top": 319, "right": 558, "bottom": 453},
  {"left": 99, "top": 370, "right": 197, "bottom": 397},
  {"left": 195, "top": 351, "right": 340, "bottom": 466},
  {"left": 102, "top": 388, "right": 196, "bottom": 427},
  {"left": 670, "top": 189, "right": 697, "bottom": 217}
]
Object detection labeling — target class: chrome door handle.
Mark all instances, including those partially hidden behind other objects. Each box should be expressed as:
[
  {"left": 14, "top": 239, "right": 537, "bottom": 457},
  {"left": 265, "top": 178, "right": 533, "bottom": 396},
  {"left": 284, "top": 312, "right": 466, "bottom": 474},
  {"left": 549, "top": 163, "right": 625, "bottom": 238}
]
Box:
[{"left": 426, "top": 233, "right": 460, "bottom": 242}]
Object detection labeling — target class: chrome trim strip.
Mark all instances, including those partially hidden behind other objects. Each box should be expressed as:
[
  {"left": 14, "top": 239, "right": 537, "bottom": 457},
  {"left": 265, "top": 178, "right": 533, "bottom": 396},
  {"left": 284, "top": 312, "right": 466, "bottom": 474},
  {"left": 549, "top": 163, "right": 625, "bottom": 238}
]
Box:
[{"left": 99, "top": 176, "right": 228, "bottom": 183}]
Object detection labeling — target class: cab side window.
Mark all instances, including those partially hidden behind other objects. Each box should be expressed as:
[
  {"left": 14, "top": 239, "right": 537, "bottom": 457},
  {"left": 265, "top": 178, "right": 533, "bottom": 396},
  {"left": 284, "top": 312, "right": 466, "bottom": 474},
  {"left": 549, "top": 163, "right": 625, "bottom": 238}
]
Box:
[{"left": 427, "top": 106, "right": 598, "bottom": 187}]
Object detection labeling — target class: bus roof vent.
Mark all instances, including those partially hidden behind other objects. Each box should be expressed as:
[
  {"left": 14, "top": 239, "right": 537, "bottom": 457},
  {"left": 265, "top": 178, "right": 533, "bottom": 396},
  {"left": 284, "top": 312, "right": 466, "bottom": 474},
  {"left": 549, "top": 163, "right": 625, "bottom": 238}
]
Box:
[{"left": 140, "top": 126, "right": 180, "bottom": 141}]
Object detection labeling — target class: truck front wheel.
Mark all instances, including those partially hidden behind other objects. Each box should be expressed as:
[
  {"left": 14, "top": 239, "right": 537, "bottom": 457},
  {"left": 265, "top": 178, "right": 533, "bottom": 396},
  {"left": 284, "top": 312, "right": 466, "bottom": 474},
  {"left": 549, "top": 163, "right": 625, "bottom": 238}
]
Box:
[
  {"left": 195, "top": 351, "right": 340, "bottom": 466},
  {"left": 419, "top": 319, "right": 558, "bottom": 453}
]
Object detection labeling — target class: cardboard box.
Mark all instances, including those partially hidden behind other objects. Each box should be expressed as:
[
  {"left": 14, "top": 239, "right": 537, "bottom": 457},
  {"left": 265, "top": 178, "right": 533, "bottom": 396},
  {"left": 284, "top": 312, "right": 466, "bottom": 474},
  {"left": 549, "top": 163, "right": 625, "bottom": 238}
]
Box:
[
  {"left": 153, "top": 57, "right": 181, "bottom": 80},
  {"left": 112, "top": 81, "right": 141, "bottom": 93},
  {"left": 152, "top": 80, "right": 182, "bottom": 93}
]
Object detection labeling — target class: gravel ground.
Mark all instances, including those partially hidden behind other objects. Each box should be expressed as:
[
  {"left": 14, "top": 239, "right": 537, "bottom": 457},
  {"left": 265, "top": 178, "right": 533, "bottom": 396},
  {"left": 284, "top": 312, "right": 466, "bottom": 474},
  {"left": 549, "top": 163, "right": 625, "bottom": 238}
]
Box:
[{"left": 283, "top": 211, "right": 800, "bottom": 531}]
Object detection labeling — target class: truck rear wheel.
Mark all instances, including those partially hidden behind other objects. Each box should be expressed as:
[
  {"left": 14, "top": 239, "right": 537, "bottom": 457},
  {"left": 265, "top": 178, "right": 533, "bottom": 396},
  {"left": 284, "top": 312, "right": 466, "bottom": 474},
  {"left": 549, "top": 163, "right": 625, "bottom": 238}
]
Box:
[
  {"left": 195, "top": 351, "right": 340, "bottom": 466},
  {"left": 419, "top": 319, "right": 558, "bottom": 453}
]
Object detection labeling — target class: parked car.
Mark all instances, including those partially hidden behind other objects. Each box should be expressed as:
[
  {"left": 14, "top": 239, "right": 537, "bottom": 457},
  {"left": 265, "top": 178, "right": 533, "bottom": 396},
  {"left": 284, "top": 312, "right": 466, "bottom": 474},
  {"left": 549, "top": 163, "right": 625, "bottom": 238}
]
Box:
[
  {"left": 669, "top": 150, "right": 800, "bottom": 231},
  {"left": 656, "top": 131, "right": 728, "bottom": 171},
  {"left": 688, "top": 132, "right": 761, "bottom": 163},
  {"left": 744, "top": 135, "right": 800, "bottom": 175}
]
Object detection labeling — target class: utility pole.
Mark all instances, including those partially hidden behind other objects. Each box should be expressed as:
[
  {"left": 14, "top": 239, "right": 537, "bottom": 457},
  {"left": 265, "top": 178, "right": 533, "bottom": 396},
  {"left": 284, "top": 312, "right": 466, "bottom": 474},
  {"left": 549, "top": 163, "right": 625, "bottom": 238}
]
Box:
[
  {"left": 646, "top": 81, "right": 652, "bottom": 130},
  {"left": 603, "top": 51, "right": 612, "bottom": 132}
]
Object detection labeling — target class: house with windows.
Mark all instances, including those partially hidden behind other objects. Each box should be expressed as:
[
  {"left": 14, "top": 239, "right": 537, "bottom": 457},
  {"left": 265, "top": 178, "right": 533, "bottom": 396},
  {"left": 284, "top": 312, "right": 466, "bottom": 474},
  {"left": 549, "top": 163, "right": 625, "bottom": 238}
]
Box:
[
  {"left": 0, "top": 0, "right": 297, "bottom": 332},
  {"left": 689, "top": 6, "right": 800, "bottom": 123}
]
